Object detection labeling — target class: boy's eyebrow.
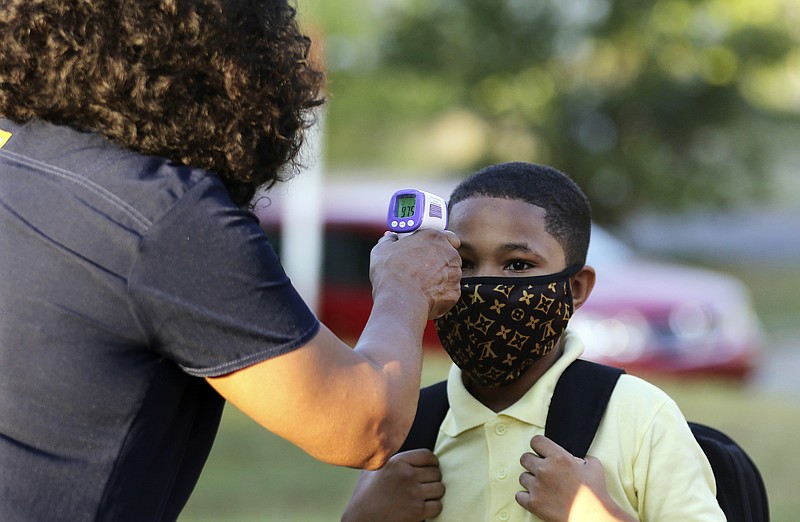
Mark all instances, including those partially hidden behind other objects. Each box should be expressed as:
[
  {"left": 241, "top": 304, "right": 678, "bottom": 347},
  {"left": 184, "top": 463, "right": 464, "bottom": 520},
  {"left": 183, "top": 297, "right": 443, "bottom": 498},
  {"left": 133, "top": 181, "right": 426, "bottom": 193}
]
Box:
[
  {"left": 460, "top": 240, "right": 545, "bottom": 259},
  {"left": 498, "top": 242, "right": 551, "bottom": 262},
  {"left": 499, "top": 242, "right": 533, "bottom": 253}
]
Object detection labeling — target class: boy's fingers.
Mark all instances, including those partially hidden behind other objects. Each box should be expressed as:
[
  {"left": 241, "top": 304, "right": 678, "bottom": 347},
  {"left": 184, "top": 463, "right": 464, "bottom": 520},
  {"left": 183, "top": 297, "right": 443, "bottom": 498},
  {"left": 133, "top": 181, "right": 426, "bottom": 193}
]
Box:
[
  {"left": 414, "top": 464, "right": 443, "bottom": 484},
  {"left": 530, "top": 434, "right": 569, "bottom": 458},
  {"left": 420, "top": 480, "right": 446, "bottom": 500},
  {"left": 423, "top": 499, "right": 444, "bottom": 519},
  {"left": 519, "top": 451, "right": 542, "bottom": 475},
  {"left": 393, "top": 448, "right": 439, "bottom": 467}
]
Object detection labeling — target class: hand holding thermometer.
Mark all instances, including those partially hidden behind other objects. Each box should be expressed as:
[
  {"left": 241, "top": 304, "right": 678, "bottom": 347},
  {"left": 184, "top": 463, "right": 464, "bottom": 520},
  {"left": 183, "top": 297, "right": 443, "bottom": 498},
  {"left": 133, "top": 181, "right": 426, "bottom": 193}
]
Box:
[{"left": 387, "top": 189, "right": 448, "bottom": 237}]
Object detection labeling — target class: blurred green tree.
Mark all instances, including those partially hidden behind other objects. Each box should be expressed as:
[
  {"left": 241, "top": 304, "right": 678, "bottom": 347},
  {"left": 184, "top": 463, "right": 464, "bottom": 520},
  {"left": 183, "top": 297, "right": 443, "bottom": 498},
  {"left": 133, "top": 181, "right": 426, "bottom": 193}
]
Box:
[{"left": 314, "top": 0, "right": 800, "bottom": 223}]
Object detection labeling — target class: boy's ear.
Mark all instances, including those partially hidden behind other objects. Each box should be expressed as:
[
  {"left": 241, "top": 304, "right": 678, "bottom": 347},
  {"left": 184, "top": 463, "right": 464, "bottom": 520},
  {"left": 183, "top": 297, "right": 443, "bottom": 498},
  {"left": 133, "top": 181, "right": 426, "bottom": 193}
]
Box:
[{"left": 570, "top": 265, "right": 596, "bottom": 311}]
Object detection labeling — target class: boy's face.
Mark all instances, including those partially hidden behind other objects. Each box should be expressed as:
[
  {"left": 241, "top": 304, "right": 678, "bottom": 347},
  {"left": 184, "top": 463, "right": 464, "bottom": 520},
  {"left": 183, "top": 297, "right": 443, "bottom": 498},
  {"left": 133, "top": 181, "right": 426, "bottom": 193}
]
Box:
[
  {"left": 436, "top": 195, "right": 580, "bottom": 390},
  {"left": 448, "top": 196, "right": 567, "bottom": 277}
]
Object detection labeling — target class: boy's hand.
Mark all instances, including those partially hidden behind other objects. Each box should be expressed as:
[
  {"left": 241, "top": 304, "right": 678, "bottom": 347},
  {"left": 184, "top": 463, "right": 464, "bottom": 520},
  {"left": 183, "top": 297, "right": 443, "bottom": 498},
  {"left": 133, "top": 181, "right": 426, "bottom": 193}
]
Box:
[
  {"left": 342, "top": 449, "right": 445, "bottom": 522},
  {"left": 516, "top": 435, "right": 636, "bottom": 522}
]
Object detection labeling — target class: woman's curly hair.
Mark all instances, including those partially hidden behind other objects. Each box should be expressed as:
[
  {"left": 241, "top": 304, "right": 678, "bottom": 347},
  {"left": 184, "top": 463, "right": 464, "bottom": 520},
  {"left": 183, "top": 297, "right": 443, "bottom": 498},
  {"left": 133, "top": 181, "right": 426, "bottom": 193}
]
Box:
[{"left": 0, "top": 0, "right": 324, "bottom": 207}]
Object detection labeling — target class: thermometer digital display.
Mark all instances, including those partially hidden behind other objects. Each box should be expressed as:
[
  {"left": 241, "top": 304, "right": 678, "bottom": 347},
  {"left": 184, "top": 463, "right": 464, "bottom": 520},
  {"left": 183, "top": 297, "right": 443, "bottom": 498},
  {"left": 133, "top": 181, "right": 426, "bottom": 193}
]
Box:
[{"left": 387, "top": 189, "right": 447, "bottom": 236}]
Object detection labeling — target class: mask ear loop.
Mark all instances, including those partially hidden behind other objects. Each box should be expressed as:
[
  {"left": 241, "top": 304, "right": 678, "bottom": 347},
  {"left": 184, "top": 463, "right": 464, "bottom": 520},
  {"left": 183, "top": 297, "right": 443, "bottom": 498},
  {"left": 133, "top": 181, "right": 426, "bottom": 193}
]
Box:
[{"left": 562, "top": 264, "right": 585, "bottom": 279}]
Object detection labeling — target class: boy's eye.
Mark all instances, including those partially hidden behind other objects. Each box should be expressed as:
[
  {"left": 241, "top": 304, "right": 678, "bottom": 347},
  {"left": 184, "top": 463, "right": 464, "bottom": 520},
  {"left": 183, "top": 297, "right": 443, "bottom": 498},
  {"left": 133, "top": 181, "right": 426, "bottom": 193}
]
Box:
[{"left": 506, "top": 260, "right": 533, "bottom": 271}]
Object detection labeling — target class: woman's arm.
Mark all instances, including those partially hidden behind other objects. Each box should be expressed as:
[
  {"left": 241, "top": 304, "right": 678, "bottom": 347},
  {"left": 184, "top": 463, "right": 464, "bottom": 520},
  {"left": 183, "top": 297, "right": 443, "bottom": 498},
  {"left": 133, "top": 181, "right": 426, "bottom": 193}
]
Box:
[{"left": 206, "top": 229, "right": 461, "bottom": 469}]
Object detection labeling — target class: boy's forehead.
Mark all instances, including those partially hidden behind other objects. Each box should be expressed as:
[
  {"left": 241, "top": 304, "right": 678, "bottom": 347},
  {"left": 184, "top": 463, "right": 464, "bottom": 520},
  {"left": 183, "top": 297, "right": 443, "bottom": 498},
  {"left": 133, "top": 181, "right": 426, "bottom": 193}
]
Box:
[
  {"left": 449, "top": 197, "right": 567, "bottom": 266},
  {"left": 449, "top": 196, "right": 547, "bottom": 226},
  {"left": 449, "top": 197, "right": 557, "bottom": 243}
]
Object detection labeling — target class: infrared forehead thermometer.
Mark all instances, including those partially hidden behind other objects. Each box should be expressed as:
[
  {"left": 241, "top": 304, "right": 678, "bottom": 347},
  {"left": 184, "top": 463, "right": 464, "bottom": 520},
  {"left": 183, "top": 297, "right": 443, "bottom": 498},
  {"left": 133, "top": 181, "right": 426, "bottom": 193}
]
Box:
[{"left": 387, "top": 189, "right": 448, "bottom": 237}]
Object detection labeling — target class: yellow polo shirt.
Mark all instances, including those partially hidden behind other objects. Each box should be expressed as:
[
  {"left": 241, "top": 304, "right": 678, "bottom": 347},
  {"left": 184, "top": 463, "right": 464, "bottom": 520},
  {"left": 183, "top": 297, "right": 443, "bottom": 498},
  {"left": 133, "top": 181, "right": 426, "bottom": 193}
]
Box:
[{"left": 431, "top": 331, "right": 725, "bottom": 522}]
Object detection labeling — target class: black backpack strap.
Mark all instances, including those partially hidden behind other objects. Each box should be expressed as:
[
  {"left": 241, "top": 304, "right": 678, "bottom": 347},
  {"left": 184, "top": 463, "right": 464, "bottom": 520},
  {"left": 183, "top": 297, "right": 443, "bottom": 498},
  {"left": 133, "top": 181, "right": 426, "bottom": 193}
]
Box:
[
  {"left": 545, "top": 359, "right": 625, "bottom": 458},
  {"left": 398, "top": 359, "right": 624, "bottom": 456},
  {"left": 398, "top": 380, "right": 449, "bottom": 453}
]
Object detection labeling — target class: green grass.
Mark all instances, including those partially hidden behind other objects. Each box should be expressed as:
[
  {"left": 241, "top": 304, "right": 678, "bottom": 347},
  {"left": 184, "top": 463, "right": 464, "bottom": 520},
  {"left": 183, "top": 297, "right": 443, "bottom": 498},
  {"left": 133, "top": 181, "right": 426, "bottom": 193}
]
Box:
[
  {"left": 178, "top": 406, "right": 360, "bottom": 521},
  {"left": 182, "top": 263, "right": 800, "bottom": 521},
  {"left": 719, "top": 263, "right": 800, "bottom": 333}
]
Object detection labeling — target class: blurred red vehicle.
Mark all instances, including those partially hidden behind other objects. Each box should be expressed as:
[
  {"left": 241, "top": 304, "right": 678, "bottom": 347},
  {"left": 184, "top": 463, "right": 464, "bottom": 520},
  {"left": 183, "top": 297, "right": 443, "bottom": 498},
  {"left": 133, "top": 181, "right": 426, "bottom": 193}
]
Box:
[
  {"left": 257, "top": 178, "right": 762, "bottom": 379},
  {"left": 570, "top": 227, "right": 762, "bottom": 378}
]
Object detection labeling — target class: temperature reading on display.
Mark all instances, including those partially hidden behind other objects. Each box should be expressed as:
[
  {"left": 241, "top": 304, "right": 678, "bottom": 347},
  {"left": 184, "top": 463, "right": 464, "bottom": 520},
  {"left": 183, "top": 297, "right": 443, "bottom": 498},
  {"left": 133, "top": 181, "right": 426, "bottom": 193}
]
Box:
[{"left": 397, "top": 195, "right": 416, "bottom": 218}]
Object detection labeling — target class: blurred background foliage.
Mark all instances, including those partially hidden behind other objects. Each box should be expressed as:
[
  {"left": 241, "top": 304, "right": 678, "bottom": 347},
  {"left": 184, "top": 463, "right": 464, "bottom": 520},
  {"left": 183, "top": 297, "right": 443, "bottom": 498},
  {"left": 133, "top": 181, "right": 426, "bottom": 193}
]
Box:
[{"left": 301, "top": 0, "right": 800, "bottom": 224}]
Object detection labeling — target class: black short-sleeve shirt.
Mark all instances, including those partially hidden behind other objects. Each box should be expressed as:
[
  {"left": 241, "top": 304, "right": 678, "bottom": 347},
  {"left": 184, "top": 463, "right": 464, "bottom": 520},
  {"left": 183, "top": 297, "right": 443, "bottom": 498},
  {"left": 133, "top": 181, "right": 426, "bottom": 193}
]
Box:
[{"left": 0, "top": 119, "right": 320, "bottom": 521}]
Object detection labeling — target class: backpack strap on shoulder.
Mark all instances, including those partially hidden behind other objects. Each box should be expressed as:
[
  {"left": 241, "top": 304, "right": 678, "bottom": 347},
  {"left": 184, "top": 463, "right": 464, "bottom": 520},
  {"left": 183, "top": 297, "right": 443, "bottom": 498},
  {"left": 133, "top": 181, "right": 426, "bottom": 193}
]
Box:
[
  {"left": 398, "top": 359, "right": 624, "bottom": 456},
  {"left": 545, "top": 359, "right": 625, "bottom": 458},
  {"left": 398, "top": 380, "right": 449, "bottom": 453}
]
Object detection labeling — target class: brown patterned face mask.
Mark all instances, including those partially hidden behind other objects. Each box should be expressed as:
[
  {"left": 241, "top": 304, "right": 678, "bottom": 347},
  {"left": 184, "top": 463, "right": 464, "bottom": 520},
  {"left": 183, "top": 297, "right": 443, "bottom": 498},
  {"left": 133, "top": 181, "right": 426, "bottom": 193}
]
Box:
[{"left": 434, "top": 266, "right": 581, "bottom": 387}]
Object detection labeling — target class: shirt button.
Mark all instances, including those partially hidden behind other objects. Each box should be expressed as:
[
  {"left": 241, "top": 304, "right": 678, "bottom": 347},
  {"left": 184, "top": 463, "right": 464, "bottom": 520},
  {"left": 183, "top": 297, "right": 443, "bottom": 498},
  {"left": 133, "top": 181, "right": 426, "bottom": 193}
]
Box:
[
  {"left": 496, "top": 467, "right": 508, "bottom": 480},
  {"left": 495, "top": 424, "right": 507, "bottom": 435},
  {"left": 498, "top": 510, "right": 510, "bottom": 521}
]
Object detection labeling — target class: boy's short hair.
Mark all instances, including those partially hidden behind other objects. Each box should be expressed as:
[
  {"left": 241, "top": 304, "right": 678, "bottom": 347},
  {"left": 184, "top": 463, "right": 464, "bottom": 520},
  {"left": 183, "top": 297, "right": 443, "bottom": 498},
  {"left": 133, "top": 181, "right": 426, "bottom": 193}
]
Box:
[{"left": 449, "top": 162, "right": 591, "bottom": 267}]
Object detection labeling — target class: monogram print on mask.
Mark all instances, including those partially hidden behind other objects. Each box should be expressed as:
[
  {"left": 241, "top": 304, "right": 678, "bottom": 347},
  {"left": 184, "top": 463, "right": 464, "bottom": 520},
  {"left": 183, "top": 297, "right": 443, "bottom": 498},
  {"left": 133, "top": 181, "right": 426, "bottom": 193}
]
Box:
[{"left": 435, "top": 273, "right": 575, "bottom": 387}]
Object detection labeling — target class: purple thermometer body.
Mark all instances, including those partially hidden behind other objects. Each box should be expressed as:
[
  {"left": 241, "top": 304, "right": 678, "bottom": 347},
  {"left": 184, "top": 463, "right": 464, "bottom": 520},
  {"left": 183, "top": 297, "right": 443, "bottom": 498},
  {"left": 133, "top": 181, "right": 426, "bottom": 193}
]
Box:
[{"left": 387, "top": 188, "right": 447, "bottom": 236}]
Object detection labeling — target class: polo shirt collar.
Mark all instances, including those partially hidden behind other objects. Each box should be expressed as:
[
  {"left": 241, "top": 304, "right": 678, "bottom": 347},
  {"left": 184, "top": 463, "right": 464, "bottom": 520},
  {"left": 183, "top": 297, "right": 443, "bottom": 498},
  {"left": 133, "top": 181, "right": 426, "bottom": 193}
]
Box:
[{"left": 441, "top": 330, "right": 586, "bottom": 437}]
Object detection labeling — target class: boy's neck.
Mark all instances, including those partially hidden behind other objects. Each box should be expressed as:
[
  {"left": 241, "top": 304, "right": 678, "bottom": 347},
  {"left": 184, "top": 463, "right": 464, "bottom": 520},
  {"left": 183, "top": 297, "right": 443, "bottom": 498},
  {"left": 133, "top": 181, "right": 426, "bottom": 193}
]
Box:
[{"left": 463, "top": 341, "right": 564, "bottom": 413}]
